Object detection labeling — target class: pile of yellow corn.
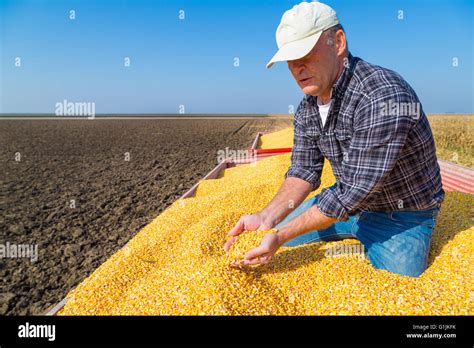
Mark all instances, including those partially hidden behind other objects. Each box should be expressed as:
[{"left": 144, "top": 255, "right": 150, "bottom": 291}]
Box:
[
  {"left": 259, "top": 127, "right": 294, "bottom": 149},
  {"left": 58, "top": 128, "right": 473, "bottom": 315}
]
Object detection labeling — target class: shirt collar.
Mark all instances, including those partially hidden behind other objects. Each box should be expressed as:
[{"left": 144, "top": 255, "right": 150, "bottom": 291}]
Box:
[{"left": 332, "top": 52, "right": 356, "bottom": 99}]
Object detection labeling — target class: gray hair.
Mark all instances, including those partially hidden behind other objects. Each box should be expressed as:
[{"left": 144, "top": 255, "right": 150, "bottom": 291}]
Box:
[{"left": 324, "top": 24, "right": 349, "bottom": 53}]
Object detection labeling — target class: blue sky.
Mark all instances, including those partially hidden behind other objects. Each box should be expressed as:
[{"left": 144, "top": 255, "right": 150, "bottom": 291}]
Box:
[{"left": 0, "top": 0, "right": 472, "bottom": 114}]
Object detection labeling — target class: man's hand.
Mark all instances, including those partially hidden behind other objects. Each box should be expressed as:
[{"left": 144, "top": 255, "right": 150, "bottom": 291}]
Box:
[
  {"left": 228, "top": 204, "right": 337, "bottom": 268},
  {"left": 224, "top": 213, "right": 272, "bottom": 252},
  {"left": 230, "top": 232, "right": 283, "bottom": 267},
  {"left": 224, "top": 177, "right": 313, "bottom": 253}
]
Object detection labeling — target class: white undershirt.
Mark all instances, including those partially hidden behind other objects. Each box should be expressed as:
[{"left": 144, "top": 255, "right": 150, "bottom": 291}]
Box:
[{"left": 317, "top": 97, "right": 332, "bottom": 127}]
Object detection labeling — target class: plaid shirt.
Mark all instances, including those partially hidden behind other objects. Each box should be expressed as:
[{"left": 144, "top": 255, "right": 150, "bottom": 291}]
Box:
[{"left": 285, "top": 53, "right": 445, "bottom": 221}]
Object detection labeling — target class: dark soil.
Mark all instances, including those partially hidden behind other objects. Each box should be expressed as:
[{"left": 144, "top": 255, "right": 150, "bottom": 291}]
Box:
[{"left": 0, "top": 117, "right": 292, "bottom": 315}]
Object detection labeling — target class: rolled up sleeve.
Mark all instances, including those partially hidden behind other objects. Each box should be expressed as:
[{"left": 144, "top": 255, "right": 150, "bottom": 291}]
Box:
[
  {"left": 316, "top": 87, "right": 416, "bottom": 221},
  {"left": 284, "top": 102, "right": 324, "bottom": 191}
]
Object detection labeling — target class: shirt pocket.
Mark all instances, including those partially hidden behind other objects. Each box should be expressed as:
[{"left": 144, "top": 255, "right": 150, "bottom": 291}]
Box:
[
  {"left": 315, "top": 131, "right": 341, "bottom": 162},
  {"left": 304, "top": 125, "right": 322, "bottom": 142},
  {"left": 333, "top": 127, "right": 352, "bottom": 163}
]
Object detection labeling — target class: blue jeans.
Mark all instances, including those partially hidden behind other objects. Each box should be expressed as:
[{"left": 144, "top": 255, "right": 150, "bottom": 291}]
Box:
[{"left": 275, "top": 185, "right": 441, "bottom": 277}]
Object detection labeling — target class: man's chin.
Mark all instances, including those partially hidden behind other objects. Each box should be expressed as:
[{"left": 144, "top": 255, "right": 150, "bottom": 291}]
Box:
[{"left": 301, "top": 85, "right": 320, "bottom": 96}]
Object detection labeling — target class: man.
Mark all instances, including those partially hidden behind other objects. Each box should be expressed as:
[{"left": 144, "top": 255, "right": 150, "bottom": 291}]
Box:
[{"left": 224, "top": 1, "right": 444, "bottom": 277}]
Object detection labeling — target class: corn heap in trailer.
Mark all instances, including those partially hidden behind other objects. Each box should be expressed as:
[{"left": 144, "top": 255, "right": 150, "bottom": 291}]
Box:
[{"left": 53, "top": 128, "right": 473, "bottom": 315}]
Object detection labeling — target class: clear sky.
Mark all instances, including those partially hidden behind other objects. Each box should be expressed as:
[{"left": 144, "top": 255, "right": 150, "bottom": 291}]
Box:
[{"left": 0, "top": 0, "right": 472, "bottom": 114}]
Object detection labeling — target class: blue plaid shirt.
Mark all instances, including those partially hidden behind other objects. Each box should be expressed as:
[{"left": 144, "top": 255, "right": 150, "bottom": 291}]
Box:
[{"left": 285, "top": 53, "right": 445, "bottom": 221}]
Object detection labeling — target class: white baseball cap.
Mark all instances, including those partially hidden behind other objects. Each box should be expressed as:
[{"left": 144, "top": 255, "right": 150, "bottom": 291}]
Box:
[{"left": 266, "top": 1, "right": 339, "bottom": 68}]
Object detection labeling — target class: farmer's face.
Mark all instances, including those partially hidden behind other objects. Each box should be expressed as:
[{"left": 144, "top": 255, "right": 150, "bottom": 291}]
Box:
[{"left": 287, "top": 31, "right": 341, "bottom": 97}]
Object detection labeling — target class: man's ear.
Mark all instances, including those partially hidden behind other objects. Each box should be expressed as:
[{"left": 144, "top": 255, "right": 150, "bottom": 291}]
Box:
[{"left": 335, "top": 30, "right": 347, "bottom": 56}]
